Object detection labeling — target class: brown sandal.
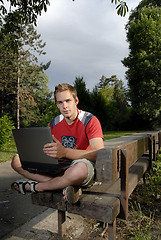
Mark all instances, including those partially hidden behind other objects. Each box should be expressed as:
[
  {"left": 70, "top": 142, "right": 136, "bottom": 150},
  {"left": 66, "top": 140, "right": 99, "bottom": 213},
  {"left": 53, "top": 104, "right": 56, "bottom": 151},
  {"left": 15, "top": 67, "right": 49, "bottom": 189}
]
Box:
[{"left": 64, "top": 186, "right": 82, "bottom": 204}]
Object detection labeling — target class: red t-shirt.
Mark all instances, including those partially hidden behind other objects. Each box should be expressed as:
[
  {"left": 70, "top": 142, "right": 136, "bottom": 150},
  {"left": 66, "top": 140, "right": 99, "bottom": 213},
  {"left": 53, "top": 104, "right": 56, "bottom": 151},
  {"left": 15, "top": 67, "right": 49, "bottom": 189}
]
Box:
[{"left": 49, "top": 109, "right": 103, "bottom": 150}]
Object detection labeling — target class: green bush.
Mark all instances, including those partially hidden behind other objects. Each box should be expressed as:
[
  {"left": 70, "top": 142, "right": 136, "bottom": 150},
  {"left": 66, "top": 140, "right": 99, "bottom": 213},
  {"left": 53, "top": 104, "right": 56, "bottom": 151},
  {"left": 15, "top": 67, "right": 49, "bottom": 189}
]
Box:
[{"left": 0, "top": 115, "right": 15, "bottom": 150}]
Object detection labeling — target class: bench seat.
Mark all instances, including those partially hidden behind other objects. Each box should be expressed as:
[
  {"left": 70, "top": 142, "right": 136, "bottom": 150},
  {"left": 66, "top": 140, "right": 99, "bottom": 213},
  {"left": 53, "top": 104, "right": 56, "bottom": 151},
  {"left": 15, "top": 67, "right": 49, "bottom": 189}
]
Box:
[{"left": 32, "top": 154, "right": 149, "bottom": 224}]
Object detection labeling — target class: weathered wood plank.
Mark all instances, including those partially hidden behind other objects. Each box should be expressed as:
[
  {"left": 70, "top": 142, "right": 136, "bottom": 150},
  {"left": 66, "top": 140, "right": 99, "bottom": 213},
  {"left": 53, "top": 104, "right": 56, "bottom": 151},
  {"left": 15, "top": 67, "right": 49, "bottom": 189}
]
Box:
[
  {"left": 153, "top": 131, "right": 160, "bottom": 156},
  {"left": 96, "top": 134, "right": 150, "bottom": 182},
  {"left": 120, "top": 149, "right": 128, "bottom": 219},
  {"left": 67, "top": 194, "right": 120, "bottom": 224},
  {"left": 104, "top": 135, "right": 149, "bottom": 169},
  {"left": 96, "top": 144, "right": 145, "bottom": 184},
  {"left": 158, "top": 132, "right": 161, "bottom": 149},
  {"left": 95, "top": 148, "right": 114, "bottom": 183},
  {"left": 58, "top": 210, "right": 66, "bottom": 238},
  {"left": 108, "top": 219, "right": 116, "bottom": 240},
  {"left": 128, "top": 156, "right": 149, "bottom": 196},
  {"left": 31, "top": 191, "right": 66, "bottom": 211}
]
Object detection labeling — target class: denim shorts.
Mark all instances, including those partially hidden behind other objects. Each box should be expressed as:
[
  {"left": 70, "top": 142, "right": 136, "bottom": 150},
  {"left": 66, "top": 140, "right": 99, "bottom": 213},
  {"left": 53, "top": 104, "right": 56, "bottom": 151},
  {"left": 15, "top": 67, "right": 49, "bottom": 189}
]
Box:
[{"left": 70, "top": 159, "right": 95, "bottom": 187}]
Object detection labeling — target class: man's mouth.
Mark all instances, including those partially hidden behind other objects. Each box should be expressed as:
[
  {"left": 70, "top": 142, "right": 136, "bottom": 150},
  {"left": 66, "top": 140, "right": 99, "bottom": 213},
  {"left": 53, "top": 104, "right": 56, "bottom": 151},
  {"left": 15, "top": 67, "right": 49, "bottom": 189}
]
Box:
[{"left": 63, "top": 110, "right": 69, "bottom": 114}]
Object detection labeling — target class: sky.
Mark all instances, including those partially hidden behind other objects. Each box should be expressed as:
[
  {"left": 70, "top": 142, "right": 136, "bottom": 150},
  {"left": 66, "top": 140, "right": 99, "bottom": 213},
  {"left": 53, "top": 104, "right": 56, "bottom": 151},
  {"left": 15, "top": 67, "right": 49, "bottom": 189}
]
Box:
[{"left": 36, "top": 0, "right": 141, "bottom": 91}]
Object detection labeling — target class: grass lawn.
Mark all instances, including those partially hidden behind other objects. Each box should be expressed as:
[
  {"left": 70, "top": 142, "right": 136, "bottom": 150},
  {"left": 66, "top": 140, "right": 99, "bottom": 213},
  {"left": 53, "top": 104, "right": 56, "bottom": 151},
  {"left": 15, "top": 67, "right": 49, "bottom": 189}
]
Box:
[
  {"left": 103, "top": 130, "right": 142, "bottom": 140},
  {"left": 0, "top": 149, "right": 17, "bottom": 163}
]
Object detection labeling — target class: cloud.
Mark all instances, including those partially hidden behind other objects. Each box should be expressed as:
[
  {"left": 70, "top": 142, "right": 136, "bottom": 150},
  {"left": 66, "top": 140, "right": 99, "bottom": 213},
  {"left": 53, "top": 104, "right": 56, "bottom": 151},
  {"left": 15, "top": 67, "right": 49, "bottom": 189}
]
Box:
[{"left": 37, "top": 0, "right": 140, "bottom": 91}]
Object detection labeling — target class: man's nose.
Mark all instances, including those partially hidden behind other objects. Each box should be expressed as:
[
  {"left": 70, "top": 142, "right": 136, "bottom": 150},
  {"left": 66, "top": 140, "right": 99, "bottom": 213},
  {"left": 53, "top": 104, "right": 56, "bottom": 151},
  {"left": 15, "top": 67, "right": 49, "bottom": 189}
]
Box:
[{"left": 63, "top": 102, "right": 67, "bottom": 108}]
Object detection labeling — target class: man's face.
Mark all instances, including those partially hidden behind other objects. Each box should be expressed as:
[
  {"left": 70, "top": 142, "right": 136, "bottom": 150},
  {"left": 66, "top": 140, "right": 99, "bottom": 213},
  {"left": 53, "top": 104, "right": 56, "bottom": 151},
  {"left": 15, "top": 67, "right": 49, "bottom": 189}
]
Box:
[{"left": 55, "top": 90, "right": 79, "bottom": 121}]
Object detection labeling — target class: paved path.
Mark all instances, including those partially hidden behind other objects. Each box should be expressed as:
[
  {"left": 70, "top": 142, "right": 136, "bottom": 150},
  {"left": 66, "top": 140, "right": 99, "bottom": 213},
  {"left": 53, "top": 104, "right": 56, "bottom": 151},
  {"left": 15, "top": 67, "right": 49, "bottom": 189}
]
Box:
[{"left": 0, "top": 161, "right": 47, "bottom": 239}]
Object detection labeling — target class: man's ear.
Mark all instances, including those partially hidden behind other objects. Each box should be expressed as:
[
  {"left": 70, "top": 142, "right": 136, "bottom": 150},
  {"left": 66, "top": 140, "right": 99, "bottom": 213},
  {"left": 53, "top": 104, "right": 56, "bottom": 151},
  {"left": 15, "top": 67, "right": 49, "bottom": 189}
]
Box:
[
  {"left": 75, "top": 96, "right": 79, "bottom": 106},
  {"left": 56, "top": 101, "right": 59, "bottom": 109}
]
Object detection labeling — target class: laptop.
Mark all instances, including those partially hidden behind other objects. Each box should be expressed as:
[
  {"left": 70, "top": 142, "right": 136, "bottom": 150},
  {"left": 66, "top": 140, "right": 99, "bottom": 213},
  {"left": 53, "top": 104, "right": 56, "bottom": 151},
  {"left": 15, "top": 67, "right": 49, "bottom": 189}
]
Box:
[{"left": 12, "top": 127, "right": 72, "bottom": 174}]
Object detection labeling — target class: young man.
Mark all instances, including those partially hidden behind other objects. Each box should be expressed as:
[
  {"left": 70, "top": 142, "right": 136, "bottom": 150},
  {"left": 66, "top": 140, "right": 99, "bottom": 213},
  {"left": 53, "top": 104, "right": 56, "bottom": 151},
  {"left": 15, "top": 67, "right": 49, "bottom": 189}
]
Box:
[{"left": 11, "top": 83, "right": 104, "bottom": 204}]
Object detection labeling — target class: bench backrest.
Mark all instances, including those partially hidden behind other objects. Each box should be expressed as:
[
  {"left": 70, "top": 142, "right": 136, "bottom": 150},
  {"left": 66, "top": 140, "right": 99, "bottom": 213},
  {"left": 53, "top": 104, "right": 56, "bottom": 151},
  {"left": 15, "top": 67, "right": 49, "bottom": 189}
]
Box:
[{"left": 95, "top": 131, "right": 161, "bottom": 183}]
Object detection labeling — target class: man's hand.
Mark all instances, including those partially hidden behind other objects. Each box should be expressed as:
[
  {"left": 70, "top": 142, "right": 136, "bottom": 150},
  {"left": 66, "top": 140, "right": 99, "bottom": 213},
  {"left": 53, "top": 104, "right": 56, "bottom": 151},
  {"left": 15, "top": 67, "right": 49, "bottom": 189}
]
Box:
[
  {"left": 43, "top": 135, "right": 67, "bottom": 159},
  {"left": 44, "top": 135, "right": 104, "bottom": 162}
]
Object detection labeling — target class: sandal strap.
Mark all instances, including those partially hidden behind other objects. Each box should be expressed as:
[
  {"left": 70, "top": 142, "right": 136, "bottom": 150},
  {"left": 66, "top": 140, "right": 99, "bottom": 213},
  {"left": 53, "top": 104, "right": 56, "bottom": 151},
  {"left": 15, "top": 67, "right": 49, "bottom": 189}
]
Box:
[
  {"left": 28, "top": 181, "right": 38, "bottom": 192},
  {"left": 12, "top": 180, "right": 29, "bottom": 194},
  {"left": 18, "top": 182, "right": 26, "bottom": 194},
  {"left": 11, "top": 179, "right": 38, "bottom": 194}
]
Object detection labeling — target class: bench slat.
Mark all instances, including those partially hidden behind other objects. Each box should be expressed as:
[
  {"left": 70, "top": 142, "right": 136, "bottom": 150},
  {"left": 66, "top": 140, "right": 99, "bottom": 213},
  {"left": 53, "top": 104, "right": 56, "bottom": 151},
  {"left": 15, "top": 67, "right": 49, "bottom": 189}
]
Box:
[
  {"left": 67, "top": 195, "right": 120, "bottom": 224},
  {"left": 32, "top": 191, "right": 66, "bottom": 211},
  {"left": 128, "top": 155, "right": 149, "bottom": 196}
]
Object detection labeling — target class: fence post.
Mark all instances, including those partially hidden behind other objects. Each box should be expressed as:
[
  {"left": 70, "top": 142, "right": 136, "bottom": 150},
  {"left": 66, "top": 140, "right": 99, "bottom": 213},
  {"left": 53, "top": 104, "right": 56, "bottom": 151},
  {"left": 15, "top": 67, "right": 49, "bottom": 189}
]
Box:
[
  {"left": 58, "top": 210, "right": 66, "bottom": 239},
  {"left": 120, "top": 149, "right": 128, "bottom": 219},
  {"left": 148, "top": 135, "right": 152, "bottom": 171}
]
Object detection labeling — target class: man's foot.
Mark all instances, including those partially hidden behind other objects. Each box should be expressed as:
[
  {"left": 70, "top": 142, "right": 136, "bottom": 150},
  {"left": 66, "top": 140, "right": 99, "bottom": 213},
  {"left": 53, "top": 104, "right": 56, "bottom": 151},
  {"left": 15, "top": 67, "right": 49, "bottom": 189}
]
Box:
[
  {"left": 11, "top": 179, "right": 38, "bottom": 194},
  {"left": 63, "top": 186, "right": 82, "bottom": 204}
]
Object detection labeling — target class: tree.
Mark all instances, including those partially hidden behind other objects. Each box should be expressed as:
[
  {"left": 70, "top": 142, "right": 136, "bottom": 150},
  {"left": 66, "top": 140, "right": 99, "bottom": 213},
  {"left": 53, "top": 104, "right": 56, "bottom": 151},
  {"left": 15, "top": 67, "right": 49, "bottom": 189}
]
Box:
[
  {"left": 111, "top": 0, "right": 128, "bottom": 16},
  {"left": 122, "top": 5, "right": 161, "bottom": 124},
  {"left": 74, "top": 76, "right": 91, "bottom": 112},
  {"left": 0, "top": 115, "right": 15, "bottom": 150},
  {"left": 0, "top": 10, "right": 52, "bottom": 128},
  {"left": 98, "top": 75, "right": 131, "bottom": 130},
  {"left": 98, "top": 75, "right": 129, "bottom": 106},
  {"left": 128, "top": 0, "right": 161, "bottom": 23},
  {"left": 73, "top": 76, "right": 131, "bottom": 130},
  {"left": 0, "top": 32, "right": 17, "bottom": 117},
  {"left": 0, "top": 0, "right": 128, "bottom": 25},
  {"left": 0, "top": 0, "right": 50, "bottom": 25},
  {"left": 73, "top": 77, "right": 108, "bottom": 130}
]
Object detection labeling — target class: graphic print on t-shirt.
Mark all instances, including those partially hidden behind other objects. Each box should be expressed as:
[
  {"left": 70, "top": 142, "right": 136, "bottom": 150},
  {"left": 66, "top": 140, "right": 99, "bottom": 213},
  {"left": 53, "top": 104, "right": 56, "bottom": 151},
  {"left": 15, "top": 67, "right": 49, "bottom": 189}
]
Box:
[{"left": 61, "top": 136, "right": 77, "bottom": 149}]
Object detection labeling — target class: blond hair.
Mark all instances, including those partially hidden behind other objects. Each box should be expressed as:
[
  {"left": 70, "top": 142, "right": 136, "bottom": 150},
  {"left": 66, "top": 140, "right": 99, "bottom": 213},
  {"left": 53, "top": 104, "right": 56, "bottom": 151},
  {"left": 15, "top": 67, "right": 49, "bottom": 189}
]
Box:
[{"left": 54, "top": 83, "right": 77, "bottom": 102}]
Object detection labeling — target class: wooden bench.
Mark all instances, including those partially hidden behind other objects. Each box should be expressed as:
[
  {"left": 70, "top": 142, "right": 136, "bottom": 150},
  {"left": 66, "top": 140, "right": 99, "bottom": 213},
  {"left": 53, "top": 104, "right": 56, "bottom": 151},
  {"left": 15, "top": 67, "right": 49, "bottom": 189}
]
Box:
[{"left": 31, "top": 130, "right": 161, "bottom": 239}]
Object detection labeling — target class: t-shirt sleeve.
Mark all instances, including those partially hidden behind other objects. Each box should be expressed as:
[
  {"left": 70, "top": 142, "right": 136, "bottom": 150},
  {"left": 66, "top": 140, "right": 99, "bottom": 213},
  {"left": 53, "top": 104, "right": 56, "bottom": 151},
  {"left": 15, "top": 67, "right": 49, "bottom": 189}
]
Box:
[{"left": 86, "top": 116, "right": 103, "bottom": 140}]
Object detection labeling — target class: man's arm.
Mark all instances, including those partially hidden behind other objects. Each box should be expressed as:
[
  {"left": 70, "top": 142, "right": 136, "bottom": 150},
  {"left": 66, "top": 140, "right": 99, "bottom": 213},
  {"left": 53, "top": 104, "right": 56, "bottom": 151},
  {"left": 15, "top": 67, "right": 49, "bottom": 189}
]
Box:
[{"left": 43, "top": 135, "right": 104, "bottom": 162}]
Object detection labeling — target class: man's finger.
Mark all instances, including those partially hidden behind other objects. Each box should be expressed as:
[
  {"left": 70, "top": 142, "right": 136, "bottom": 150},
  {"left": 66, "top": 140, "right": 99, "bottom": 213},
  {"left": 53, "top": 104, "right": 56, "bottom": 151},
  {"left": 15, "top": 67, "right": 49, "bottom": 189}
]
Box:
[{"left": 52, "top": 134, "right": 59, "bottom": 143}]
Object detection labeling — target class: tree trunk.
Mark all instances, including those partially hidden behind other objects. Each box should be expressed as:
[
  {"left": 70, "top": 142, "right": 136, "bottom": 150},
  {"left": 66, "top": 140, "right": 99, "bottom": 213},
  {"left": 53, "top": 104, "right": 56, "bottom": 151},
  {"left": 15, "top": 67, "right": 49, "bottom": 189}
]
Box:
[{"left": 17, "top": 43, "right": 20, "bottom": 129}]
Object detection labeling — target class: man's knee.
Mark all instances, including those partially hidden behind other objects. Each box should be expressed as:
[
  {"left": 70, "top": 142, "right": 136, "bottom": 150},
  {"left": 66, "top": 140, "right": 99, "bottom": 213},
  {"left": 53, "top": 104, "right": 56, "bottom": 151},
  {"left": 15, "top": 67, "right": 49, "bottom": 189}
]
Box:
[
  {"left": 66, "top": 162, "right": 88, "bottom": 185},
  {"left": 11, "top": 154, "right": 21, "bottom": 171}
]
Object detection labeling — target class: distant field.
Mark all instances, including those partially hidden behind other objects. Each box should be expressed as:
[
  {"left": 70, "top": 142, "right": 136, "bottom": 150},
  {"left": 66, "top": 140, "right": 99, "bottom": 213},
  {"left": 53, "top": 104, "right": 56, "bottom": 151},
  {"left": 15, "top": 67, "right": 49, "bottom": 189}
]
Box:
[
  {"left": 103, "top": 131, "right": 142, "bottom": 140},
  {"left": 0, "top": 131, "right": 142, "bottom": 163}
]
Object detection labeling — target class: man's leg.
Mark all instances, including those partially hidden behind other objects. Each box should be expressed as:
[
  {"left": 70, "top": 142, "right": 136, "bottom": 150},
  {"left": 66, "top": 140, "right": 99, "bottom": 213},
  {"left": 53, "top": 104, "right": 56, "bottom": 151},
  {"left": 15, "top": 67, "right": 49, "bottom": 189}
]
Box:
[
  {"left": 35, "top": 161, "right": 88, "bottom": 192},
  {"left": 11, "top": 154, "right": 53, "bottom": 182},
  {"left": 11, "top": 154, "right": 88, "bottom": 192}
]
